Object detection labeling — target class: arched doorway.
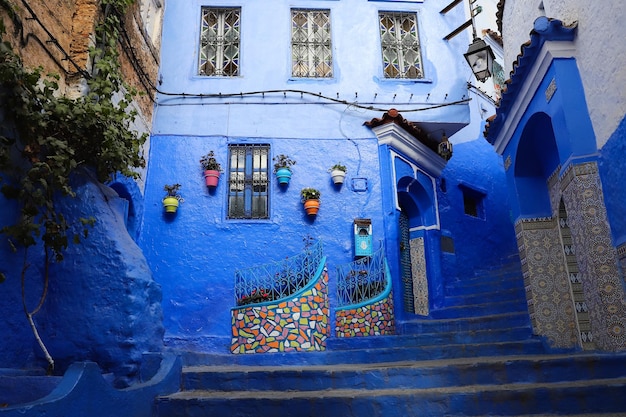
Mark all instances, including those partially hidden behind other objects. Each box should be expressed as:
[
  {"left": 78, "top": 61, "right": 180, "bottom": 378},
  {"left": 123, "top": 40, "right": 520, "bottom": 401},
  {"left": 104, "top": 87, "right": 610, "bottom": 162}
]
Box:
[{"left": 396, "top": 175, "right": 439, "bottom": 316}]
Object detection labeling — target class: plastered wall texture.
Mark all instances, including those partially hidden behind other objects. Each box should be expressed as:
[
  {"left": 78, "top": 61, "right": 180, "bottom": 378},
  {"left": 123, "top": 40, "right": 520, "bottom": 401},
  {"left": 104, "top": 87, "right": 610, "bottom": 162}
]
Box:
[
  {"left": 500, "top": 1, "right": 626, "bottom": 148},
  {"left": 231, "top": 270, "right": 330, "bottom": 354},
  {"left": 0, "top": 171, "right": 164, "bottom": 386}
]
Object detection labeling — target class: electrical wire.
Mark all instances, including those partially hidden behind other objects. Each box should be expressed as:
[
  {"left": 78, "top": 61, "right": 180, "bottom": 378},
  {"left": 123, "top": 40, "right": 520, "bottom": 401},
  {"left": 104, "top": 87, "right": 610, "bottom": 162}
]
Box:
[{"left": 154, "top": 88, "right": 472, "bottom": 113}]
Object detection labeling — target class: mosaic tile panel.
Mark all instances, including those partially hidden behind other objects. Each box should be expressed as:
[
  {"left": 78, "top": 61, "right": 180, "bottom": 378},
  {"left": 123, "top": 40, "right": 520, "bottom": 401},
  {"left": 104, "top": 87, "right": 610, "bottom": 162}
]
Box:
[
  {"left": 515, "top": 218, "right": 579, "bottom": 349},
  {"left": 230, "top": 270, "right": 330, "bottom": 354},
  {"left": 516, "top": 161, "right": 626, "bottom": 352},
  {"left": 335, "top": 291, "right": 395, "bottom": 337},
  {"left": 617, "top": 243, "right": 626, "bottom": 282},
  {"left": 410, "top": 237, "right": 429, "bottom": 316},
  {"left": 560, "top": 162, "right": 626, "bottom": 351},
  {"left": 559, "top": 201, "right": 595, "bottom": 350}
]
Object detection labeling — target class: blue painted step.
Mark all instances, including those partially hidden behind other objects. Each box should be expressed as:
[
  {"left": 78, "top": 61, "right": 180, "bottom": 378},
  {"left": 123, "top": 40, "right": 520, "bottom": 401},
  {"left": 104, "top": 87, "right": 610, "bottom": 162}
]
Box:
[
  {"left": 180, "top": 353, "right": 626, "bottom": 392},
  {"left": 155, "top": 378, "right": 626, "bottom": 417},
  {"left": 178, "top": 337, "right": 547, "bottom": 368},
  {"left": 444, "top": 285, "right": 526, "bottom": 307},
  {"left": 400, "top": 311, "right": 532, "bottom": 334},
  {"left": 155, "top": 353, "right": 626, "bottom": 417},
  {"left": 328, "top": 326, "right": 534, "bottom": 348},
  {"left": 429, "top": 299, "right": 527, "bottom": 319},
  {"left": 444, "top": 274, "right": 524, "bottom": 297}
]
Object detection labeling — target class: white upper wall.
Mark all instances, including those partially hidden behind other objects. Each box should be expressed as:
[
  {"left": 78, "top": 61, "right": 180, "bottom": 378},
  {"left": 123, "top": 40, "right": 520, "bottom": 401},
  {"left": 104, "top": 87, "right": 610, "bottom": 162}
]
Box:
[
  {"left": 501, "top": 0, "right": 626, "bottom": 147},
  {"left": 154, "top": 0, "right": 476, "bottom": 141}
]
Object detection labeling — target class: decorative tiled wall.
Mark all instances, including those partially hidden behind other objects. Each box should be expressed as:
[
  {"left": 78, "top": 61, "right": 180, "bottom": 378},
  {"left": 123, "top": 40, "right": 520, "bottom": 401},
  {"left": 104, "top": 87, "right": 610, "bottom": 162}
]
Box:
[
  {"left": 230, "top": 270, "right": 330, "bottom": 354},
  {"left": 410, "top": 237, "right": 429, "bottom": 316},
  {"left": 560, "top": 162, "right": 626, "bottom": 351},
  {"left": 516, "top": 162, "right": 626, "bottom": 351},
  {"left": 335, "top": 291, "right": 395, "bottom": 337},
  {"left": 617, "top": 243, "right": 626, "bottom": 280},
  {"left": 515, "top": 217, "right": 579, "bottom": 349}
]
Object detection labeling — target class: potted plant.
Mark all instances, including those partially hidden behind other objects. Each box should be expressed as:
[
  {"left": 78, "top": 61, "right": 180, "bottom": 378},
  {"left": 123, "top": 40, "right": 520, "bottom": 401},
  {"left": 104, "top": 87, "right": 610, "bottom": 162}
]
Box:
[
  {"left": 329, "top": 163, "right": 347, "bottom": 185},
  {"left": 200, "top": 151, "right": 223, "bottom": 187},
  {"left": 162, "top": 183, "right": 184, "bottom": 213},
  {"left": 273, "top": 154, "right": 296, "bottom": 185},
  {"left": 301, "top": 187, "right": 321, "bottom": 216}
]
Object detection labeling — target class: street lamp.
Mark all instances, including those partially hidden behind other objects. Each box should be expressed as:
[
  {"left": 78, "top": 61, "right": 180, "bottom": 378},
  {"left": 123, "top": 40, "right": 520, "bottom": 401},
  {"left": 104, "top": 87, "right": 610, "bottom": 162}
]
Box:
[
  {"left": 464, "top": 37, "right": 495, "bottom": 82},
  {"left": 441, "top": 0, "right": 496, "bottom": 82}
]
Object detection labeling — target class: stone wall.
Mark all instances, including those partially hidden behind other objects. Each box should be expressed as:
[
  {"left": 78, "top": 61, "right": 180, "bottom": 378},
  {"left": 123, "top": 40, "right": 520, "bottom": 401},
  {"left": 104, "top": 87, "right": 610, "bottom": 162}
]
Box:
[{"left": 0, "top": 0, "right": 159, "bottom": 124}]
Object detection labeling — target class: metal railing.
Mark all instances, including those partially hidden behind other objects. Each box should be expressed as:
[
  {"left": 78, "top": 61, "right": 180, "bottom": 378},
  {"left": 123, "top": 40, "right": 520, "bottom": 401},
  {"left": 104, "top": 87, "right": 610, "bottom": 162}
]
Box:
[
  {"left": 336, "top": 245, "right": 388, "bottom": 308},
  {"left": 234, "top": 240, "right": 323, "bottom": 306}
]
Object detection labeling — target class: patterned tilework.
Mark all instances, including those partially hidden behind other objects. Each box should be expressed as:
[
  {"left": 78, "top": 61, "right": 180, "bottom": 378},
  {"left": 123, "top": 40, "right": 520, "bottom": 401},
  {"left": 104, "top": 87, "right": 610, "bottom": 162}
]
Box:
[
  {"left": 230, "top": 270, "right": 330, "bottom": 354},
  {"left": 515, "top": 217, "right": 579, "bottom": 349},
  {"left": 410, "top": 237, "right": 429, "bottom": 316},
  {"left": 515, "top": 161, "right": 626, "bottom": 351},
  {"left": 335, "top": 291, "right": 395, "bottom": 337},
  {"left": 559, "top": 201, "right": 595, "bottom": 350},
  {"left": 560, "top": 162, "right": 626, "bottom": 351},
  {"left": 617, "top": 243, "right": 626, "bottom": 282}
]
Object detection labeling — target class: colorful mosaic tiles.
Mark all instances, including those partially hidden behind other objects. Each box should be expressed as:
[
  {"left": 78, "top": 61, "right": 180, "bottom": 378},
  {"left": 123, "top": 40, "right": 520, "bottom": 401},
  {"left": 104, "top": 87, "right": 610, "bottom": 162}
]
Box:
[
  {"left": 335, "top": 292, "right": 395, "bottom": 337},
  {"left": 231, "top": 270, "right": 330, "bottom": 354},
  {"left": 516, "top": 162, "right": 626, "bottom": 351}
]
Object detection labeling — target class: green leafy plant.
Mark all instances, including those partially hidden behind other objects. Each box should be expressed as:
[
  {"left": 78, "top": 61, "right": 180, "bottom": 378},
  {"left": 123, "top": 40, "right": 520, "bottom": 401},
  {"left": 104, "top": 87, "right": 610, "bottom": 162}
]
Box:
[
  {"left": 0, "top": 0, "right": 147, "bottom": 372},
  {"left": 273, "top": 154, "right": 296, "bottom": 173},
  {"left": 301, "top": 187, "right": 321, "bottom": 201},
  {"left": 163, "top": 183, "right": 183, "bottom": 200},
  {"left": 199, "top": 151, "right": 222, "bottom": 171},
  {"left": 329, "top": 163, "right": 347, "bottom": 172}
]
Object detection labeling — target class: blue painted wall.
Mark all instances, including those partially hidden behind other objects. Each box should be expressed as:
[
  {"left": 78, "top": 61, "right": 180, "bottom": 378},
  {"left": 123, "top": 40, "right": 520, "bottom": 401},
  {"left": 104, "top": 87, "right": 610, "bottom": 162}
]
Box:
[
  {"left": 599, "top": 114, "right": 626, "bottom": 247},
  {"left": 0, "top": 171, "right": 164, "bottom": 387},
  {"left": 140, "top": 134, "right": 385, "bottom": 351},
  {"left": 140, "top": 0, "right": 522, "bottom": 351},
  {"left": 498, "top": 59, "right": 597, "bottom": 220},
  {"left": 0, "top": 0, "right": 525, "bottom": 370},
  {"left": 438, "top": 137, "right": 520, "bottom": 278}
]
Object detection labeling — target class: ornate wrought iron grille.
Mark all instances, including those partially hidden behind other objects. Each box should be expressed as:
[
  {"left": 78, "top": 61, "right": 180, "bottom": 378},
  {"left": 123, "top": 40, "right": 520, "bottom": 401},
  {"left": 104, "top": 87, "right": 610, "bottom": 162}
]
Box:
[
  {"left": 291, "top": 9, "right": 332, "bottom": 78},
  {"left": 379, "top": 11, "right": 423, "bottom": 79},
  {"left": 199, "top": 7, "right": 240, "bottom": 76},
  {"left": 399, "top": 211, "right": 415, "bottom": 312},
  {"left": 234, "top": 240, "right": 324, "bottom": 306},
  {"left": 227, "top": 144, "right": 269, "bottom": 219},
  {"left": 336, "top": 245, "right": 388, "bottom": 307}
]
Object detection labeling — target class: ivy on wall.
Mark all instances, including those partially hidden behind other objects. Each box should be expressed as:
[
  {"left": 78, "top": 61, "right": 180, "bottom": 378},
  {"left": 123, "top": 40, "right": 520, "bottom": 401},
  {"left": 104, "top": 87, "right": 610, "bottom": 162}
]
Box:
[{"left": 0, "top": 0, "right": 147, "bottom": 372}]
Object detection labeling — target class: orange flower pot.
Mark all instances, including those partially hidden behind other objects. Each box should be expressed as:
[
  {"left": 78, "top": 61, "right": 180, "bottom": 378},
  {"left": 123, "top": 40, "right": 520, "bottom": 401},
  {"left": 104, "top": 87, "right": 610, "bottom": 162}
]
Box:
[{"left": 303, "top": 199, "right": 320, "bottom": 216}]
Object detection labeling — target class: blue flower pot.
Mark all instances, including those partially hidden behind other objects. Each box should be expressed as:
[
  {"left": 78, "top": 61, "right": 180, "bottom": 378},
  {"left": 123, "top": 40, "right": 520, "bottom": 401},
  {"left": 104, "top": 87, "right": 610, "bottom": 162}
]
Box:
[{"left": 275, "top": 167, "right": 292, "bottom": 185}]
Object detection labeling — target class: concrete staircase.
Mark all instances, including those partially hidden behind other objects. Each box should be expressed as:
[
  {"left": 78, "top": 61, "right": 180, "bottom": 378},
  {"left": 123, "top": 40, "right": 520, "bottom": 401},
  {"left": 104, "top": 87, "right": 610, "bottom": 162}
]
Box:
[{"left": 154, "top": 265, "right": 626, "bottom": 416}]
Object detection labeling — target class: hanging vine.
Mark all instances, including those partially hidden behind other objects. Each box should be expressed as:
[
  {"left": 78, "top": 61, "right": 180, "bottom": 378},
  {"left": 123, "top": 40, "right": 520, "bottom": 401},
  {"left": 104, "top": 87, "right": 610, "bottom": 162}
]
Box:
[{"left": 0, "top": 0, "right": 147, "bottom": 372}]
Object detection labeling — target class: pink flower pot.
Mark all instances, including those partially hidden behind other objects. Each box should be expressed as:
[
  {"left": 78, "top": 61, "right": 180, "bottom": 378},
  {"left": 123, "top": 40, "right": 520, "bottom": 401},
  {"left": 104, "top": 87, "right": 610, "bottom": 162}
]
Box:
[{"left": 204, "top": 170, "right": 220, "bottom": 187}]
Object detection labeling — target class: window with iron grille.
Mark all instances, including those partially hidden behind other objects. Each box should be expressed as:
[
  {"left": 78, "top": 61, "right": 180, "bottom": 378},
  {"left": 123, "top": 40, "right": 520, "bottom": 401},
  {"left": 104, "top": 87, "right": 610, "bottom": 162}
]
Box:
[
  {"left": 291, "top": 9, "right": 333, "bottom": 78},
  {"left": 228, "top": 145, "right": 270, "bottom": 219},
  {"left": 198, "top": 7, "right": 240, "bottom": 76},
  {"left": 379, "top": 11, "right": 424, "bottom": 79}
]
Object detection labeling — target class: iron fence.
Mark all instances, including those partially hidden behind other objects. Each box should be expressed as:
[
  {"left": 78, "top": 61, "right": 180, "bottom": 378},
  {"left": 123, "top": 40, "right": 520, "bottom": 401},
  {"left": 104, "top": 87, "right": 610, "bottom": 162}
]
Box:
[
  {"left": 336, "top": 245, "right": 388, "bottom": 307},
  {"left": 234, "top": 240, "right": 323, "bottom": 306}
]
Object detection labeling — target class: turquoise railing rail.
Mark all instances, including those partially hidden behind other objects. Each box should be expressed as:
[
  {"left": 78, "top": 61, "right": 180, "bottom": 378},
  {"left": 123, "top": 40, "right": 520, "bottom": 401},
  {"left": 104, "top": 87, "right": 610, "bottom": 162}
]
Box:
[
  {"left": 234, "top": 240, "right": 323, "bottom": 306},
  {"left": 336, "top": 245, "right": 388, "bottom": 307}
]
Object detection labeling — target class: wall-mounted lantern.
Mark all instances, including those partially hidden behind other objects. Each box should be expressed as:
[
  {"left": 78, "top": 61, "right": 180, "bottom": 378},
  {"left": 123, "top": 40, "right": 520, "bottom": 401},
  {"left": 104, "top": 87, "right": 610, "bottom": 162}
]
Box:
[
  {"left": 441, "top": 0, "right": 495, "bottom": 82},
  {"left": 464, "top": 38, "right": 495, "bottom": 82},
  {"left": 438, "top": 132, "right": 453, "bottom": 161}
]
